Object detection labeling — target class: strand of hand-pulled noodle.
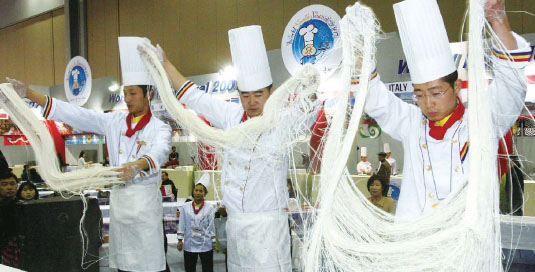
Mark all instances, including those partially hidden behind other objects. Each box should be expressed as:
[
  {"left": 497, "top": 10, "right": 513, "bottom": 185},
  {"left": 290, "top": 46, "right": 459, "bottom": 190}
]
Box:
[
  {"left": 139, "top": 45, "right": 320, "bottom": 151},
  {"left": 0, "top": 83, "right": 122, "bottom": 192}
]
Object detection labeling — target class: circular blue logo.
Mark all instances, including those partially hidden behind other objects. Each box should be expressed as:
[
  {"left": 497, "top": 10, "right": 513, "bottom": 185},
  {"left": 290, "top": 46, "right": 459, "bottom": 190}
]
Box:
[
  {"left": 68, "top": 65, "right": 87, "bottom": 96},
  {"left": 292, "top": 20, "right": 334, "bottom": 65}
]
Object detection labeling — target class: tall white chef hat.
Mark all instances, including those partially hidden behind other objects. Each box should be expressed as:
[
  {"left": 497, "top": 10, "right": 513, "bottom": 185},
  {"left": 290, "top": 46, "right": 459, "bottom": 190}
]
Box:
[
  {"left": 393, "top": 0, "right": 456, "bottom": 84},
  {"left": 195, "top": 173, "right": 211, "bottom": 192},
  {"left": 119, "top": 36, "right": 153, "bottom": 86},
  {"left": 383, "top": 143, "right": 391, "bottom": 153},
  {"left": 228, "top": 25, "right": 272, "bottom": 92},
  {"left": 361, "top": 147, "right": 367, "bottom": 157}
]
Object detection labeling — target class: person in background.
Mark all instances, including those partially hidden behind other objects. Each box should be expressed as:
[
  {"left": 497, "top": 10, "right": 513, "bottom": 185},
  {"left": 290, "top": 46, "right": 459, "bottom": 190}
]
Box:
[
  {"left": 383, "top": 143, "right": 397, "bottom": 175},
  {"left": 357, "top": 147, "right": 373, "bottom": 175},
  {"left": 160, "top": 171, "right": 178, "bottom": 199},
  {"left": 21, "top": 162, "right": 44, "bottom": 185},
  {"left": 16, "top": 181, "right": 39, "bottom": 201},
  {"left": 56, "top": 153, "right": 68, "bottom": 172},
  {"left": 169, "top": 146, "right": 179, "bottom": 162},
  {"left": 164, "top": 146, "right": 180, "bottom": 169},
  {"left": 367, "top": 175, "right": 396, "bottom": 214},
  {"left": 0, "top": 172, "right": 17, "bottom": 203},
  {"left": 0, "top": 171, "right": 19, "bottom": 268},
  {"left": 376, "top": 152, "right": 391, "bottom": 195},
  {"left": 78, "top": 151, "right": 92, "bottom": 168},
  {"left": 504, "top": 155, "right": 524, "bottom": 216},
  {"left": 177, "top": 174, "right": 216, "bottom": 272}
]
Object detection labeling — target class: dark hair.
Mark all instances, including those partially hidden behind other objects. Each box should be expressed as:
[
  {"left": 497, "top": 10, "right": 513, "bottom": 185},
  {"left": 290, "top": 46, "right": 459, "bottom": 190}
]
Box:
[
  {"left": 0, "top": 171, "right": 17, "bottom": 182},
  {"left": 79, "top": 151, "right": 85, "bottom": 158},
  {"left": 440, "top": 70, "right": 458, "bottom": 88},
  {"left": 16, "top": 181, "right": 39, "bottom": 200},
  {"left": 191, "top": 183, "right": 208, "bottom": 197},
  {"left": 162, "top": 171, "right": 168, "bottom": 177},
  {"left": 367, "top": 175, "right": 388, "bottom": 196},
  {"left": 171, "top": 146, "right": 176, "bottom": 150},
  {"left": 138, "top": 85, "right": 155, "bottom": 97}
]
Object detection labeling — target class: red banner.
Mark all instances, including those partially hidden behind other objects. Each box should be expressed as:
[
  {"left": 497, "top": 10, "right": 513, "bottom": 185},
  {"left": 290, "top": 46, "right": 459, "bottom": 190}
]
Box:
[{"left": 3, "top": 135, "right": 30, "bottom": 146}]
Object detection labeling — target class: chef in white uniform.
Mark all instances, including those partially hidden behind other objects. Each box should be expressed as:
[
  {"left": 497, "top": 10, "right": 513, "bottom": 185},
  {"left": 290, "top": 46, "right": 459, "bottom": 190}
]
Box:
[
  {"left": 177, "top": 173, "right": 216, "bottom": 272},
  {"left": 383, "top": 143, "right": 397, "bottom": 175},
  {"left": 356, "top": 147, "right": 373, "bottom": 175},
  {"left": 355, "top": 0, "right": 530, "bottom": 221},
  {"left": 149, "top": 25, "right": 316, "bottom": 271},
  {"left": 9, "top": 36, "right": 172, "bottom": 271}
]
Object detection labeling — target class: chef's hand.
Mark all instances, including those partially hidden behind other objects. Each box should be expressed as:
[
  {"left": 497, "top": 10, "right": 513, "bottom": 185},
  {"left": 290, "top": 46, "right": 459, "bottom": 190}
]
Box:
[
  {"left": 115, "top": 160, "right": 145, "bottom": 181},
  {"left": 177, "top": 240, "right": 183, "bottom": 251},
  {"left": 484, "top": 0, "right": 506, "bottom": 23},
  {"left": 138, "top": 43, "right": 165, "bottom": 63},
  {"left": 6, "top": 77, "right": 28, "bottom": 97},
  {"left": 212, "top": 242, "right": 216, "bottom": 250}
]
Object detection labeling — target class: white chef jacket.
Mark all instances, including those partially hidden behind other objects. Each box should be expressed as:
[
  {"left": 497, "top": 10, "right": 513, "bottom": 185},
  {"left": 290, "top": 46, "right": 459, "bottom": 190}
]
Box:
[
  {"left": 386, "top": 157, "right": 397, "bottom": 175},
  {"left": 43, "top": 96, "right": 171, "bottom": 271},
  {"left": 176, "top": 80, "right": 316, "bottom": 271},
  {"left": 361, "top": 33, "right": 530, "bottom": 221},
  {"left": 177, "top": 81, "right": 315, "bottom": 214},
  {"left": 357, "top": 161, "right": 373, "bottom": 175},
  {"left": 177, "top": 201, "right": 216, "bottom": 252}
]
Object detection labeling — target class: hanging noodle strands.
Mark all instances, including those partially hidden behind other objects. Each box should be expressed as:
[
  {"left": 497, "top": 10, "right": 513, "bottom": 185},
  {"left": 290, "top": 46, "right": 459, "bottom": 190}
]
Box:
[{"left": 0, "top": 83, "right": 122, "bottom": 192}]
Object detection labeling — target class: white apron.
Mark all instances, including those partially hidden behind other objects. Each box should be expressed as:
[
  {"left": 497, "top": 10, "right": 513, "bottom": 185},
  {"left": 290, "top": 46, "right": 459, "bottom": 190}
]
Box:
[
  {"left": 226, "top": 210, "right": 291, "bottom": 272},
  {"left": 109, "top": 183, "right": 165, "bottom": 271}
]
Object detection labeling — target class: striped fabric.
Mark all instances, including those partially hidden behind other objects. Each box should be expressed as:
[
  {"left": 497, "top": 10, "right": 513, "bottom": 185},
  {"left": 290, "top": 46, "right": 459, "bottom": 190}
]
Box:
[
  {"left": 492, "top": 49, "right": 531, "bottom": 62},
  {"left": 43, "top": 96, "right": 53, "bottom": 119},
  {"left": 351, "top": 68, "right": 378, "bottom": 85},
  {"left": 460, "top": 141, "right": 469, "bottom": 163},
  {"left": 176, "top": 81, "right": 195, "bottom": 100},
  {"left": 142, "top": 155, "right": 156, "bottom": 172}
]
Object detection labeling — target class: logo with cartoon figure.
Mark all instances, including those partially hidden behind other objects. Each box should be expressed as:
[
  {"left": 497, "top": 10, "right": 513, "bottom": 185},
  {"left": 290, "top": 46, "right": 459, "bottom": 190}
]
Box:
[
  {"left": 69, "top": 65, "right": 87, "bottom": 96},
  {"left": 282, "top": 5, "right": 341, "bottom": 78},
  {"left": 64, "top": 56, "right": 92, "bottom": 106}
]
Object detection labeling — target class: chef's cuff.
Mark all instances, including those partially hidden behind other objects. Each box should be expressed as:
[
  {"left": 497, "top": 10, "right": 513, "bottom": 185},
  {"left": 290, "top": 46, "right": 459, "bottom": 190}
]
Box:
[
  {"left": 175, "top": 80, "right": 196, "bottom": 101},
  {"left": 42, "top": 96, "right": 55, "bottom": 119},
  {"left": 351, "top": 68, "right": 378, "bottom": 85},
  {"left": 177, "top": 233, "right": 184, "bottom": 240},
  {"left": 141, "top": 155, "right": 157, "bottom": 174},
  {"left": 491, "top": 32, "right": 531, "bottom": 64},
  {"left": 212, "top": 237, "right": 216, "bottom": 243}
]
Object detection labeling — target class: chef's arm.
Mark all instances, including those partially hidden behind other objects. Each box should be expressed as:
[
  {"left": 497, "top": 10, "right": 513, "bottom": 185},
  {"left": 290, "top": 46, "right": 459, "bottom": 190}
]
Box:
[
  {"left": 160, "top": 51, "right": 188, "bottom": 92},
  {"left": 25, "top": 88, "right": 48, "bottom": 107}
]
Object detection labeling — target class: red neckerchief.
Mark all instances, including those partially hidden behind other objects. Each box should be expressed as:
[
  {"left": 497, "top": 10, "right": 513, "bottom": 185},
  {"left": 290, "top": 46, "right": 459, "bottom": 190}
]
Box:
[
  {"left": 241, "top": 111, "right": 248, "bottom": 123},
  {"left": 125, "top": 111, "right": 152, "bottom": 137},
  {"left": 192, "top": 201, "right": 204, "bottom": 214},
  {"left": 428, "top": 97, "right": 465, "bottom": 140}
]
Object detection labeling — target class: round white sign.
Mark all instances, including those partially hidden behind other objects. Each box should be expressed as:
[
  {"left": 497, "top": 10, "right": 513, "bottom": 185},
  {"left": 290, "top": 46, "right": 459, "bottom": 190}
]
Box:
[
  {"left": 281, "top": 5, "right": 342, "bottom": 78},
  {"left": 64, "top": 56, "right": 92, "bottom": 106}
]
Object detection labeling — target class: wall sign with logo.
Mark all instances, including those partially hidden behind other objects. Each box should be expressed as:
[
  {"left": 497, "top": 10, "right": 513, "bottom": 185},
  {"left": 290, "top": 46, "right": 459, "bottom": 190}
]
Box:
[
  {"left": 281, "top": 5, "right": 342, "bottom": 78},
  {"left": 64, "top": 56, "right": 92, "bottom": 106}
]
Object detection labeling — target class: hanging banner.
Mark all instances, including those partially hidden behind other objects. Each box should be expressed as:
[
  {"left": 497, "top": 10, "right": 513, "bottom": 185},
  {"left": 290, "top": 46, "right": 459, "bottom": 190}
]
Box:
[
  {"left": 64, "top": 56, "right": 92, "bottom": 106},
  {"left": 3, "top": 135, "right": 29, "bottom": 146},
  {"left": 281, "top": 5, "right": 342, "bottom": 78}
]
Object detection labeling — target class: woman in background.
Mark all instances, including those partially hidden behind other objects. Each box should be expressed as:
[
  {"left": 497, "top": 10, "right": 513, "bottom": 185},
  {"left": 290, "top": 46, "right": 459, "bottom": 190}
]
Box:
[
  {"left": 367, "top": 175, "right": 396, "bottom": 215},
  {"left": 16, "top": 181, "right": 39, "bottom": 201},
  {"left": 177, "top": 176, "right": 215, "bottom": 272}
]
